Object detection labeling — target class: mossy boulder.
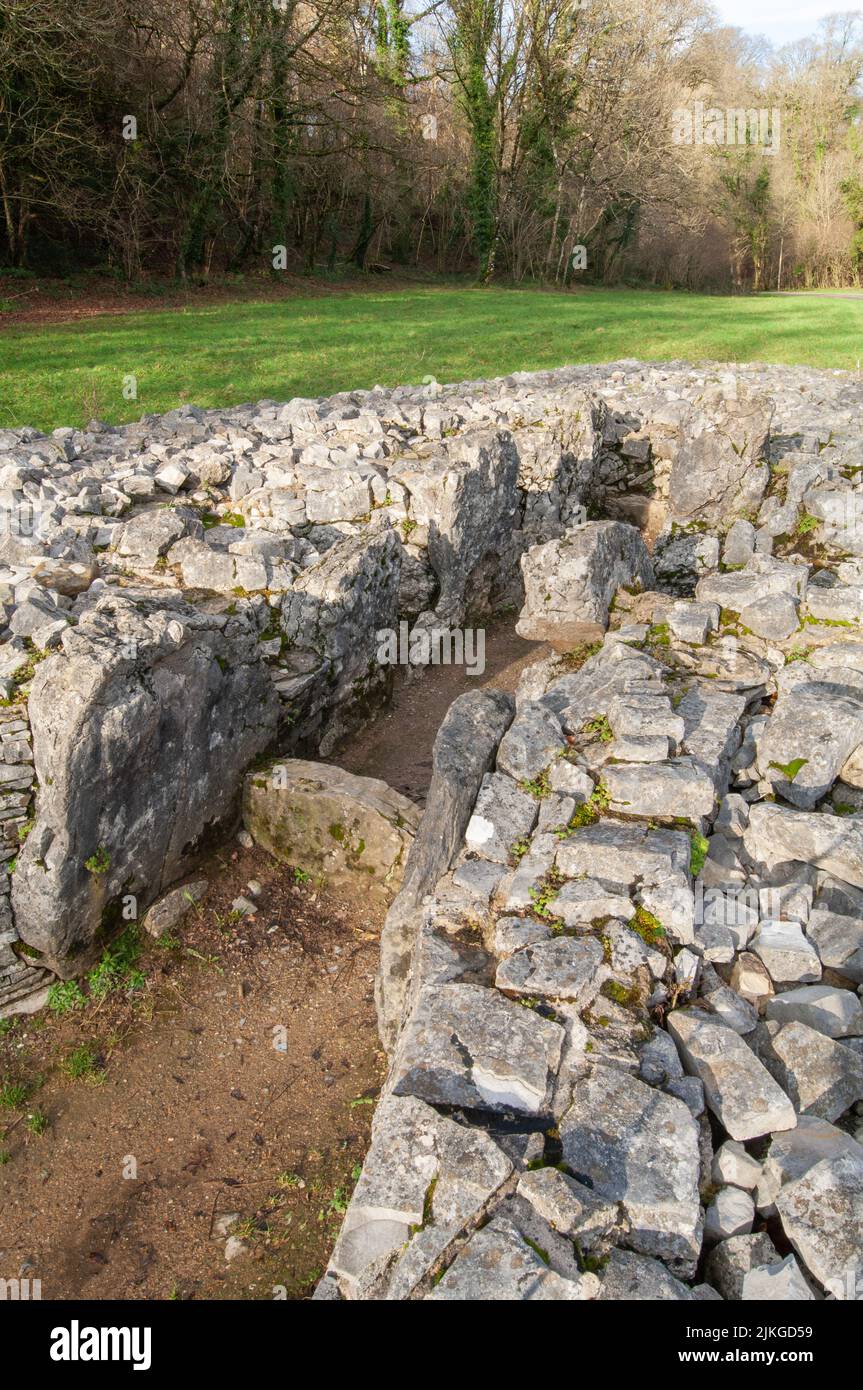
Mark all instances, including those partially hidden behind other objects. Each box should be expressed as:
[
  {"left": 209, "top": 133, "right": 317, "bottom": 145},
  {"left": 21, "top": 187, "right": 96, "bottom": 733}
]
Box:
[{"left": 243, "top": 758, "right": 421, "bottom": 908}]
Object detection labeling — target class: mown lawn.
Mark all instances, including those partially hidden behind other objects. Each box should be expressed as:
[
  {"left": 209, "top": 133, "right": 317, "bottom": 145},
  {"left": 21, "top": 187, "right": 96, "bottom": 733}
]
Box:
[{"left": 2, "top": 285, "right": 862, "bottom": 432}]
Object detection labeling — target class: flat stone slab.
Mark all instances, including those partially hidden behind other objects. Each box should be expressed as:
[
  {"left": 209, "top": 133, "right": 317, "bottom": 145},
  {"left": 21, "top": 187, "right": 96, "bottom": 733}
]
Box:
[
  {"left": 667, "top": 1009, "right": 797, "bottom": 1141},
  {"left": 390, "top": 983, "right": 564, "bottom": 1116},
  {"left": 765, "top": 985, "right": 863, "bottom": 1038},
  {"left": 464, "top": 771, "right": 538, "bottom": 864},
  {"left": 603, "top": 758, "right": 716, "bottom": 821},
  {"left": 751, "top": 919, "right": 821, "bottom": 985},
  {"left": 326, "top": 1094, "right": 512, "bottom": 1297},
  {"left": 756, "top": 1115, "right": 863, "bottom": 1216},
  {"left": 559, "top": 1062, "right": 702, "bottom": 1278},
  {"left": 495, "top": 936, "right": 605, "bottom": 1006},
  {"left": 776, "top": 1150, "right": 863, "bottom": 1299},
  {"left": 425, "top": 1214, "right": 592, "bottom": 1300}
]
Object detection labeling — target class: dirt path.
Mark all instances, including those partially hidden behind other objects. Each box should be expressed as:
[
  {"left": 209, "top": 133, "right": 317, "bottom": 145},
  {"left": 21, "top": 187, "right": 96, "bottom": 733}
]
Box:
[
  {"left": 0, "top": 619, "right": 547, "bottom": 1301},
  {"left": 335, "top": 620, "right": 548, "bottom": 804},
  {"left": 0, "top": 845, "right": 384, "bottom": 1301}
]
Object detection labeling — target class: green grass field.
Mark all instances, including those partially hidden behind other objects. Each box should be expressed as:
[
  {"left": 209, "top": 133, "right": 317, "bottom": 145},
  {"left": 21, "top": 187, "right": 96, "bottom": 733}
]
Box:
[{"left": 2, "top": 285, "right": 862, "bottom": 432}]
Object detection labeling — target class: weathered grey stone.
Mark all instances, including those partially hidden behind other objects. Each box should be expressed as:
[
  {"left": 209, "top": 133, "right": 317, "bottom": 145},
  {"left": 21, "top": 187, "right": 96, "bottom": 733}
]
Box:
[
  {"left": 556, "top": 820, "right": 694, "bottom": 943},
  {"left": 741, "top": 1254, "right": 814, "bottom": 1301},
  {"left": 603, "top": 758, "right": 716, "bottom": 822},
  {"left": 390, "top": 983, "right": 564, "bottom": 1115},
  {"left": 667, "top": 388, "right": 773, "bottom": 528},
  {"left": 745, "top": 801, "right": 863, "bottom": 887},
  {"left": 492, "top": 916, "right": 552, "bottom": 957},
  {"left": 395, "top": 429, "right": 521, "bottom": 624},
  {"left": 696, "top": 555, "right": 807, "bottom": 611},
  {"left": 731, "top": 951, "right": 774, "bottom": 1001},
  {"left": 806, "top": 908, "right": 863, "bottom": 983},
  {"left": 607, "top": 733, "right": 670, "bottom": 762},
  {"left": 704, "top": 1186, "right": 755, "bottom": 1243},
  {"left": 705, "top": 1232, "right": 779, "bottom": 1300},
  {"left": 678, "top": 686, "right": 747, "bottom": 791},
  {"left": 113, "top": 507, "right": 191, "bottom": 564},
  {"left": 667, "top": 1009, "right": 797, "bottom": 1140},
  {"left": 377, "top": 688, "right": 513, "bottom": 1050},
  {"left": 517, "top": 1167, "right": 618, "bottom": 1247},
  {"left": 668, "top": 600, "right": 719, "bottom": 645},
  {"left": 425, "top": 1213, "right": 593, "bottom": 1301},
  {"left": 739, "top": 592, "right": 800, "bottom": 641},
  {"left": 551, "top": 877, "right": 635, "bottom": 927},
  {"left": 775, "top": 1150, "right": 863, "bottom": 1298},
  {"left": 757, "top": 680, "right": 863, "bottom": 809},
  {"left": 243, "top": 758, "right": 419, "bottom": 909},
  {"left": 712, "top": 1139, "right": 762, "bottom": 1191},
  {"left": 559, "top": 1062, "right": 702, "bottom": 1276},
  {"left": 597, "top": 1249, "right": 696, "bottom": 1301},
  {"left": 495, "top": 705, "right": 565, "bottom": 783},
  {"left": 723, "top": 518, "right": 756, "bottom": 567},
  {"left": 751, "top": 920, "right": 821, "bottom": 985},
  {"left": 464, "top": 771, "right": 538, "bottom": 864},
  {"left": 495, "top": 935, "right": 605, "bottom": 1006},
  {"left": 326, "top": 1094, "right": 512, "bottom": 1298},
  {"left": 12, "top": 594, "right": 278, "bottom": 974},
  {"left": 516, "top": 521, "right": 653, "bottom": 648},
  {"left": 756, "top": 1114, "right": 863, "bottom": 1216},
  {"left": 755, "top": 1020, "right": 863, "bottom": 1120},
  {"left": 765, "top": 985, "right": 863, "bottom": 1038},
  {"left": 280, "top": 525, "right": 400, "bottom": 751}
]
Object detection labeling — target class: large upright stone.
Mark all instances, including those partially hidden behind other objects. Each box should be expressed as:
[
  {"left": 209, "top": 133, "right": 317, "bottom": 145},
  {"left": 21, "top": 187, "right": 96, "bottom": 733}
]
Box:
[
  {"left": 667, "top": 387, "right": 773, "bottom": 528},
  {"left": 559, "top": 1063, "right": 702, "bottom": 1277},
  {"left": 280, "top": 524, "right": 400, "bottom": 751},
  {"left": 392, "top": 429, "right": 520, "bottom": 623},
  {"left": 12, "top": 594, "right": 278, "bottom": 975},
  {"left": 516, "top": 521, "right": 653, "bottom": 649},
  {"left": 376, "top": 689, "right": 513, "bottom": 1050}
]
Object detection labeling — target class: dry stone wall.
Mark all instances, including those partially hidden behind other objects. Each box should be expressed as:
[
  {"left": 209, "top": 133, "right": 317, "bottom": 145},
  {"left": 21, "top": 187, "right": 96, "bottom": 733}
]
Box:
[{"left": 2, "top": 359, "right": 863, "bottom": 1302}]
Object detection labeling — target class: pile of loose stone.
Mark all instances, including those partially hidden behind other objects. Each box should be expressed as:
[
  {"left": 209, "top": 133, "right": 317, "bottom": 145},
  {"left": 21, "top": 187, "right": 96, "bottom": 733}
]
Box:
[{"left": 2, "top": 358, "right": 863, "bottom": 1302}]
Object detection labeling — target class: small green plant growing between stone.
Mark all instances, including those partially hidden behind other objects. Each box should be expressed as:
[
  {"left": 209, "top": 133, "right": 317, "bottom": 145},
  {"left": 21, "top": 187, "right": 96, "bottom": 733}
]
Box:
[{"left": 84, "top": 846, "right": 111, "bottom": 876}]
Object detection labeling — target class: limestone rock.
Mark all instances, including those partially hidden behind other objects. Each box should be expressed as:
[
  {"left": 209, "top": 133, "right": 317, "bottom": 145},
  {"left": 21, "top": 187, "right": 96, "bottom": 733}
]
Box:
[
  {"left": 559, "top": 1062, "right": 702, "bottom": 1277},
  {"left": 390, "top": 983, "right": 564, "bottom": 1116},
  {"left": 243, "top": 758, "right": 420, "bottom": 909},
  {"left": 516, "top": 521, "right": 653, "bottom": 649},
  {"left": 667, "top": 1009, "right": 797, "bottom": 1141}
]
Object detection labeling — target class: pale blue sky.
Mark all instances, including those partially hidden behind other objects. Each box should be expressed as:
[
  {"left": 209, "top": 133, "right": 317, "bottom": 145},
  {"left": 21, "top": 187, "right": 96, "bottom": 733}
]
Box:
[{"left": 716, "top": 1, "right": 859, "bottom": 44}]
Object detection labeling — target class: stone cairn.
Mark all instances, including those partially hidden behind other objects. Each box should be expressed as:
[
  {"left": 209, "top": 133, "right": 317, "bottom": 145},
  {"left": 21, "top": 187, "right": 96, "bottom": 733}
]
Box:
[{"left": 1, "top": 360, "right": 863, "bottom": 1299}]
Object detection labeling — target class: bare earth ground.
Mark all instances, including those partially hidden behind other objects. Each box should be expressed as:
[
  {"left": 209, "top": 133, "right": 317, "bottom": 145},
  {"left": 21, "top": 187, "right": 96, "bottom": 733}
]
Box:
[
  {"left": 0, "top": 848, "right": 384, "bottom": 1302},
  {"left": 0, "top": 621, "right": 545, "bottom": 1300},
  {"left": 337, "top": 622, "right": 547, "bottom": 805}
]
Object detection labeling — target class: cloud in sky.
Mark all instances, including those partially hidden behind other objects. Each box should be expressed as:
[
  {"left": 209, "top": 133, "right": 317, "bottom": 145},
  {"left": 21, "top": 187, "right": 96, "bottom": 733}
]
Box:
[{"left": 715, "top": 1, "right": 857, "bottom": 45}]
